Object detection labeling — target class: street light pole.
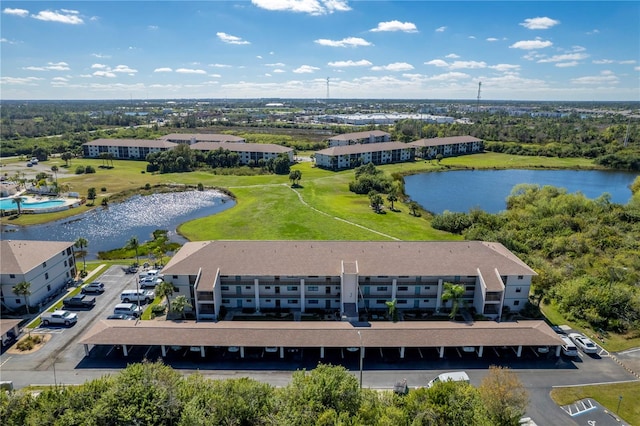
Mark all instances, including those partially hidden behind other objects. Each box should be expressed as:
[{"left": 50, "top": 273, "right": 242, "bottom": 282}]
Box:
[{"left": 357, "top": 331, "right": 363, "bottom": 388}]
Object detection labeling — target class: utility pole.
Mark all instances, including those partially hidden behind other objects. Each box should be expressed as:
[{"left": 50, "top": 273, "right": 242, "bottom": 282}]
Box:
[
  {"left": 476, "top": 82, "right": 482, "bottom": 113},
  {"left": 326, "top": 77, "right": 330, "bottom": 100},
  {"left": 357, "top": 331, "right": 363, "bottom": 388}
]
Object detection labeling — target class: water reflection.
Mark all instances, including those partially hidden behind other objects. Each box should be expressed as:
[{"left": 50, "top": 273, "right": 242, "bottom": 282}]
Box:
[{"left": 1, "top": 191, "right": 234, "bottom": 259}]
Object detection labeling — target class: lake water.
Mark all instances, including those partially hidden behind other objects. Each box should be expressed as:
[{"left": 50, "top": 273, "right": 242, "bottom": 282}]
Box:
[
  {"left": 1, "top": 190, "right": 234, "bottom": 259},
  {"left": 404, "top": 169, "right": 638, "bottom": 214}
]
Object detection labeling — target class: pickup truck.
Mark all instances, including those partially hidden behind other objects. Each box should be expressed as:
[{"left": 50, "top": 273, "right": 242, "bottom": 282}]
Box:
[
  {"left": 62, "top": 294, "right": 96, "bottom": 309},
  {"left": 41, "top": 310, "right": 78, "bottom": 326}
]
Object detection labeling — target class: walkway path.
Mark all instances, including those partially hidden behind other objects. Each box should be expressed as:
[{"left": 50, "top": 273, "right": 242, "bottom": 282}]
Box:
[{"left": 227, "top": 182, "right": 400, "bottom": 241}]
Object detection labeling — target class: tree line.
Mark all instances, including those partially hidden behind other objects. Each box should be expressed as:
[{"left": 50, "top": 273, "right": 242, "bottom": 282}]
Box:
[
  {"left": 431, "top": 179, "right": 640, "bottom": 333},
  {"left": 0, "top": 362, "right": 528, "bottom": 426}
]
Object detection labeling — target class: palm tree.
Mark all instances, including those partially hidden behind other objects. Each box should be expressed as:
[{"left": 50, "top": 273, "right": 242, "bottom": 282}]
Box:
[
  {"left": 387, "top": 192, "right": 398, "bottom": 211},
  {"left": 11, "top": 196, "right": 23, "bottom": 216},
  {"left": 442, "top": 282, "right": 465, "bottom": 319},
  {"left": 75, "top": 237, "right": 88, "bottom": 272},
  {"left": 408, "top": 201, "right": 420, "bottom": 217},
  {"left": 155, "top": 281, "right": 175, "bottom": 318},
  {"left": 170, "top": 295, "right": 192, "bottom": 319},
  {"left": 51, "top": 165, "right": 59, "bottom": 186},
  {"left": 12, "top": 281, "right": 32, "bottom": 315},
  {"left": 385, "top": 299, "right": 398, "bottom": 322},
  {"left": 127, "top": 236, "right": 140, "bottom": 266}
]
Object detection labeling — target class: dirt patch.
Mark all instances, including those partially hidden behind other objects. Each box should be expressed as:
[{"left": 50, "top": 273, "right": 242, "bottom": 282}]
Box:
[{"left": 6, "top": 333, "right": 51, "bottom": 355}]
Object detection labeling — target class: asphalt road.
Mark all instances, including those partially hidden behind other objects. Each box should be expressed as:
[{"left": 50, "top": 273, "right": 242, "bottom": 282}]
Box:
[{"left": 1, "top": 265, "right": 638, "bottom": 426}]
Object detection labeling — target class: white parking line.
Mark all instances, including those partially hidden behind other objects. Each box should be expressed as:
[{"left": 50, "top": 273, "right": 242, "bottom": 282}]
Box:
[
  {"left": 618, "top": 348, "right": 640, "bottom": 355},
  {"left": 0, "top": 356, "right": 12, "bottom": 368}
]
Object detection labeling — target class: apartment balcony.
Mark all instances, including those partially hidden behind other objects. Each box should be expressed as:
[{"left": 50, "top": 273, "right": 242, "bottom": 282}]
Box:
[
  {"left": 485, "top": 292, "right": 503, "bottom": 302},
  {"left": 196, "top": 292, "right": 214, "bottom": 301}
]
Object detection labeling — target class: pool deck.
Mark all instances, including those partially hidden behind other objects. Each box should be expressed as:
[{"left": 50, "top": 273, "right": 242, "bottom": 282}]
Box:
[{"left": 0, "top": 192, "right": 81, "bottom": 214}]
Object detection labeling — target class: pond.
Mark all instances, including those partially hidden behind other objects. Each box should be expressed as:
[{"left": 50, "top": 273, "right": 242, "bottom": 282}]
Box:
[
  {"left": 1, "top": 190, "right": 235, "bottom": 259},
  {"left": 404, "top": 169, "right": 638, "bottom": 214}
]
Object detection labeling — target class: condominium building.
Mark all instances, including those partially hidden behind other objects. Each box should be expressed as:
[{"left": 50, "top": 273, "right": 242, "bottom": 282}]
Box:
[
  {"left": 315, "top": 142, "right": 415, "bottom": 170},
  {"left": 327, "top": 130, "right": 391, "bottom": 147},
  {"left": 189, "top": 142, "right": 294, "bottom": 165},
  {"left": 82, "top": 139, "right": 177, "bottom": 160},
  {"left": 0, "top": 240, "right": 77, "bottom": 311},
  {"left": 160, "top": 240, "right": 536, "bottom": 322},
  {"left": 409, "top": 136, "right": 484, "bottom": 159}
]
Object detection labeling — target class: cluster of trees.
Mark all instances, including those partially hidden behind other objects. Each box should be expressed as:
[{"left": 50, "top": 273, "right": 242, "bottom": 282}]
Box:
[
  {"left": 0, "top": 362, "right": 528, "bottom": 426},
  {"left": 145, "top": 145, "right": 292, "bottom": 175},
  {"left": 349, "top": 163, "right": 395, "bottom": 195},
  {"left": 431, "top": 181, "right": 640, "bottom": 332}
]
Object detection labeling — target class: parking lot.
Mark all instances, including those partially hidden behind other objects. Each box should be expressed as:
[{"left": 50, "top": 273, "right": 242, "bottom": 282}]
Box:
[{"left": 1, "top": 265, "right": 638, "bottom": 426}]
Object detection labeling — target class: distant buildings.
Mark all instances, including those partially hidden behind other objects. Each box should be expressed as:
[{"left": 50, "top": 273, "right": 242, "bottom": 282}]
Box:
[
  {"left": 160, "top": 133, "right": 246, "bottom": 144},
  {"left": 317, "top": 113, "right": 454, "bottom": 125}
]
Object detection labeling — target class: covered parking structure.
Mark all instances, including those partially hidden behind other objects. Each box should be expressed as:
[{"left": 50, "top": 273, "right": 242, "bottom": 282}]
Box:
[{"left": 79, "top": 319, "right": 564, "bottom": 360}]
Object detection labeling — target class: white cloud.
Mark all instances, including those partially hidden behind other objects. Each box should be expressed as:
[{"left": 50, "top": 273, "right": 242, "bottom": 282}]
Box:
[
  {"left": 619, "top": 60, "right": 636, "bottom": 64},
  {"left": 93, "top": 70, "right": 116, "bottom": 78},
  {"left": 327, "top": 59, "right": 372, "bottom": 67},
  {"left": 3, "top": 8, "right": 29, "bottom": 17},
  {"left": 370, "top": 20, "right": 417, "bottom": 33},
  {"left": 371, "top": 62, "right": 414, "bottom": 71},
  {"left": 257, "top": 55, "right": 263, "bottom": 59},
  {"left": 428, "top": 72, "right": 470, "bottom": 81},
  {"left": 210, "top": 63, "right": 232, "bottom": 68},
  {"left": 293, "top": 65, "right": 320, "bottom": 73},
  {"left": 91, "top": 63, "right": 107, "bottom": 69},
  {"left": 176, "top": 68, "right": 207, "bottom": 74},
  {"left": 555, "top": 61, "right": 579, "bottom": 68},
  {"left": 23, "top": 62, "right": 70, "bottom": 71},
  {"left": 52, "top": 77, "right": 69, "bottom": 82},
  {"left": 435, "top": 26, "right": 447, "bottom": 32},
  {"left": 266, "top": 62, "right": 286, "bottom": 67},
  {"left": 32, "top": 9, "right": 84, "bottom": 25},
  {"left": 217, "top": 32, "right": 250, "bottom": 45},
  {"left": 273, "top": 69, "right": 286, "bottom": 73},
  {"left": 490, "top": 64, "right": 520, "bottom": 72},
  {"left": 520, "top": 17, "right": 560, "bottom": 30},
  {"left": 449, "top": 60, "right": 486, "bottom": 69},
  {"left": 154, "top": 67, "right": 173, "bottom": 73},
  {"left": 538, "top": 52, "right": 589, "bottom": 63},
  {"left": 91, "top": 53, "right": 111, "bottom": 59},
  {"left": 445, "top": 53, "right": 459, "bottom": 59},
  {"left": 510, "top": 39, "right": 553, "bottom": 50},
  {"left": 0, "top": 76, "right": 44, "bottom": 85},
  {"left": 424, "top": 59, "right": 448, "bottom": 67},
  {"left": 251, "top": 0, "right": 351, "bottom": 15},
  {"left": 571, "top": 70, "right": 619, "bottom": 85},
  {"left": 148, "top": 25, "right": 158, "bottom": 30},
  {"left": 314, "top": 37, "right": 372, "bottom": 47},
  {"left": 209, "top": 74, "right": 222, "bottom": 78},
  {"left": 112, "top": 65, "right": 137, "bottom": 74},
  {"left": 587, "top": 29, "right": 600, "bottom": 35},
  {"left": 486, "top": 37, "right": 499, "bottom": 42}
]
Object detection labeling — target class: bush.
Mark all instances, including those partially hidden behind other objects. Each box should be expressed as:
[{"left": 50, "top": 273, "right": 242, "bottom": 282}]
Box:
[
  {"left": 101, "top": 187, "right": 107, "bottom": 192},
  {"left": 75, "top": 165, "right": 85, "bottom": 174},
  {"left": 16, "top": 335, "right": 43, "bottom": 351},
  {"left": 151, "top": 305, "right": 166, "bottom": 315},
  {"left": 144, "top": 183, "right": 151, "bottom": 190},
  {"left": 85, "top": 165, "right": 96, "bottom": 174}
]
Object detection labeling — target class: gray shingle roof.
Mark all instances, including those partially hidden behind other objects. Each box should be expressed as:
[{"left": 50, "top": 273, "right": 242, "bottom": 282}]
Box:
[
  {"left": 82, "top": 139, "right": 178, "bottom": 148},
  {"left": 328, "top": 130, "right": 390, "bottom": 141},
  {"left": 409, "top": 136, "right": 483, "bottom": 147},
  {"left": 0, "top": 240, "right": 74, "bottom": 274},
  {"left": 316, "top": 142, "right": 414, "bottom": 156},
  {"left": 189, "top": 142, "right": 293, "bottom": 154}
]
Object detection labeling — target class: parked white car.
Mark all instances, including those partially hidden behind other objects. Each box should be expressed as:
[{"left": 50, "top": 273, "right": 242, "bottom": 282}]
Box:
[{"left": 569, "top": 333, "right": 598, "bottom": 354}]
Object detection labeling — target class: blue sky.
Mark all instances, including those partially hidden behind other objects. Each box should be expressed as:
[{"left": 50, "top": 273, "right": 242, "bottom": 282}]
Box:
[{"left": 1, "top": 1, "right": 639, "bottom": 101}]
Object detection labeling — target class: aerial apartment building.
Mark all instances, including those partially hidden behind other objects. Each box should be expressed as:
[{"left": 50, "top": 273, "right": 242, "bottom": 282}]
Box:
[
  {"left": 314, "top": 142, "right": 415, "bottom": 170},
  {"left": 0, "top": 240, "right": 77, "bottom": 311},
  {"left": 160, "top": 240, "right": 536, "bottom": 322},
  {"left": 189, "top": 142, "right": 294, "bottom": 165},
  {"left": 409, "top": 136, "right": 484, "bottom": 159},
  {"left": 82, "top": 139, "right": 177, "bottom": 160},
  {"left": 327, "top": 130, "right": 391, "bottom": 147}
]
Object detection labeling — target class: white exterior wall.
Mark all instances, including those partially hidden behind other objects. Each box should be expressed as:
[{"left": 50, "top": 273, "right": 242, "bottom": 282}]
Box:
[
  {"left": 502, "top": 275, "right": 532, "bottom": 311},
  {"left": 1, "top": 248, "right": 75, "bottom": 310}
]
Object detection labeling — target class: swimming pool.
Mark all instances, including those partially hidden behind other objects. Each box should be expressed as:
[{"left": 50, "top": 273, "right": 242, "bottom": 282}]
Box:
[{"left": 0, "top": 197, "right": 66, "bottom": 210}]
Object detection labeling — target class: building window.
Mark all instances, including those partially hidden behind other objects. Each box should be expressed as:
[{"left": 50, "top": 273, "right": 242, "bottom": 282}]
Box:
[
  {"left": 398, "top": 286, "right": 408, "bottom": 291},
  {"left": 265, "top": 286, "right": 271, "bottom": 290},
  {"left": 173, "top": 275, "right": 178, "bottom": 279},
  {"left": 515, "top": 287, "right": 522, "bottom": 293},
  {"left": 64, "top": 260, "right": 67, "bottom": 267},
  {"left": 376, "top": 286, "right": 388, "bottom": 292},
  {"left": 42, "top": 262, "right": 47, "bottom": 268},
  {"left": 16, "top": 299, "right": 21, "bottom": 305},
  {"left": 222, "top": 299, "right": 230, "bottom": 304},
  {"left": 47, "top": 285, "right": 51, "bottom": 292},
  {"left": 308, "top": 300, "right": 319, "bottom": 304},
  {"left": 378, "top": 276, "right": 388, "bottom": 278},
  {"left": 266, "top": 299, "right": 272, "bottom": 303},
  {"left": 517, "top": 275, "right": 524, "bottom": 279},
  {"left": 308, "top": 286, "right": 318, "bottom": 291},
  {"left": 424, "top": 286, "right": 430, "bottom": 290},
  {"left": 376, "top": 300, "right": 387, "bottom": 304},
  {"left": 397, "top": 300, "right": 407, "bottom": 304},
  {"left": 245, "top": 286, "right": 252, "bottom": 290},
  {"left": 465, "top": 286, "right": 474, "bottom": 291},
  {"left": 423, "top": 299, "right": 430, "bottom": 303},
  {"left": 513, "top": 300, "right": 520, "bottom": 306},
  {"left": 246, "top": 299, "right": 252, "bottom": 303},
  {"left": 9, "top": 274, "right": 15, "bottom": 279},
  {"left": 45, "top": 273, "right": 49, "bottom": 280},
  {"left": 221, "top": 286, "right": 229, "bottom": 291},
  {"left": 288, "top": 299, "right": 298, "bottom": 304},
  {"left": 286, "top": 286, "right": 298, "bottom": 291}
]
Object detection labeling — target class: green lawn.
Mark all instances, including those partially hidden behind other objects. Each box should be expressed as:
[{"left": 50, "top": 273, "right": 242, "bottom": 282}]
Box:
[{"left": 550, "top": 382, "right": 640, "bottom": 425}]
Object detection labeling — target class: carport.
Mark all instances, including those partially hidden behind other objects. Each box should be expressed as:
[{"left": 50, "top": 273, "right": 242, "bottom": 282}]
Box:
[
  {"left": 78, "top": 319, "right": 564, "bottom": 359},
  {"left": 1, "top": 319, "right": 21, "bottom": 347}
]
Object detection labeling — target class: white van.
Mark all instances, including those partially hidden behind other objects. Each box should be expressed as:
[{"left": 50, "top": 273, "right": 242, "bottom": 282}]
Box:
[
  {"left": 113, "top": 303, "right": 143, "bottom": 318},
  {"left": 120, "top": 289, "right": 155, "bottom": 304},
  {"left": 138, "top": 269, "right": 161, "bottom": 280},
  {"left": 560, "top": 336, "right": 578, "bottom": 357},
  {"left": 427, "top": 371, "right": 470, "bottom": 388}
]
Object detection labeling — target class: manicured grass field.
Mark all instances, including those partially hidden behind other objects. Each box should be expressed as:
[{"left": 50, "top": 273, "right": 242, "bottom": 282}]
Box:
[{"left": 550, "top": 381, "right": 640, "bottom": 425}]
